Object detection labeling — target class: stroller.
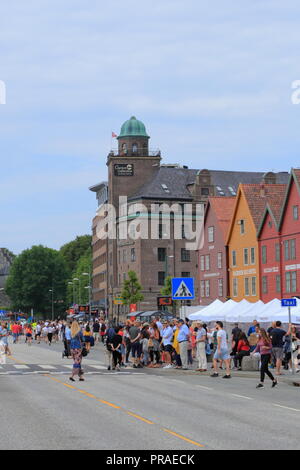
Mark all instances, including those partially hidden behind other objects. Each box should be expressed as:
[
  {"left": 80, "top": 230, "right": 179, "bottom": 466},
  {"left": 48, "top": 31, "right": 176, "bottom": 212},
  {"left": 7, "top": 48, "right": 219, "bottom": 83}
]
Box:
[{"left": 62, "top": 339, "right": 71, "bottom": 359}]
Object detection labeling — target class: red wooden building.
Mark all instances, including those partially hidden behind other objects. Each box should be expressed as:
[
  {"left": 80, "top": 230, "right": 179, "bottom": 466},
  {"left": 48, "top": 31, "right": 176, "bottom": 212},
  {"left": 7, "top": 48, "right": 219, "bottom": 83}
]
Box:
[
  {"left": 258, "top": 169, "right": 300, "bottom": 301},
  {"left": 198, "top": 197, "right": 235, "bottom": 305}
]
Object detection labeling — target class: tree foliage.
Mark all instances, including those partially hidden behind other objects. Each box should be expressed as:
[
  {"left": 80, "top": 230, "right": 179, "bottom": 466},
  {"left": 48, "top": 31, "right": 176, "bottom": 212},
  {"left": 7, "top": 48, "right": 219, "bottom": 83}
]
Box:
[
  {"left": 66, "top": 252, "right": 92, "bottom": 306},
  {"left": 5, "top": 245, "right": 68, "bottom": 315},
  {"left": 60, "top": 235, "right": 92, "bottom": 275},
  {"left": 121, "top": 271, "right": 144, "bottom": 306}
]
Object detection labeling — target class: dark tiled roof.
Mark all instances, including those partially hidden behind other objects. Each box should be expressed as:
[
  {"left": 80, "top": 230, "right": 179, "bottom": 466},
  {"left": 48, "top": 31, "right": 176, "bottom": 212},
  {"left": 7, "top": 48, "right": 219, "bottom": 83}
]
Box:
[
  {"left": 129, "top": 167, "right": 290, "bottom": 201},
  {"left": 242, "top": 184, "right": 287, "bottom": 230}
]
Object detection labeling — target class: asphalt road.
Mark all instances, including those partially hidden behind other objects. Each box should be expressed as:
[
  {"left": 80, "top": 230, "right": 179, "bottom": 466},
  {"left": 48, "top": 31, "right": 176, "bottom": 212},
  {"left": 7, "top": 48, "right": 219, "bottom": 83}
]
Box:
[{"left": 1, "top": 338, "right": 300, "bottom": 450}]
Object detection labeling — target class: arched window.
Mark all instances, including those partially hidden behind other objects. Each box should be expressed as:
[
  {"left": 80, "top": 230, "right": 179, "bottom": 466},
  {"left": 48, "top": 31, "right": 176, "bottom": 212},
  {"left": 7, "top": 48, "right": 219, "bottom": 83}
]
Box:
[{"left": 132, "top": 143, "right": 138, "bottom": 154}]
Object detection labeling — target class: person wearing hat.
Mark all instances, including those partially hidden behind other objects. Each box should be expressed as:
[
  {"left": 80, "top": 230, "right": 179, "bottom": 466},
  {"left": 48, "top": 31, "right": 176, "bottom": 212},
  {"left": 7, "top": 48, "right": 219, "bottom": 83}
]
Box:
[
  {"left": 177, "top": 319, "right": 190, "bottom": 370},
  {"left": 195, "top": 321, "right": 207, "bottom": 372}
]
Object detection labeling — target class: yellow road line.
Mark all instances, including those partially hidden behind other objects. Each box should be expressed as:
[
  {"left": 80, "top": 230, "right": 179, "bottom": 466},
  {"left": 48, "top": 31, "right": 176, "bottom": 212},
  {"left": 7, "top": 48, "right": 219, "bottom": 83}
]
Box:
[
  {"left": 162, "top": 428, "right": 204, "bottom": 448},
  {"left": 127, "top": 412, "right": 154, "bottom": 424},
  {"left": 43, "top": 375, "right": 203, "bottom": 448},
  {"left": 8, "top": 356, "right": 27, "bottom": 365},
  {"left": 97, "top": 399, "right": 121, "bottom": 409}
]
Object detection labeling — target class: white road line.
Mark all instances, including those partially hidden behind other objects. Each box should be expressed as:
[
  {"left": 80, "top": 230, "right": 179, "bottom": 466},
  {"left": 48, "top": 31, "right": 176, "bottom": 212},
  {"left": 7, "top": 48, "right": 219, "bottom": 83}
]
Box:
[
  {"left": 38, "top": 365, "right": 57, "bottom": 370},
  {"left": 13, "top": 365, "right": 29, "bottom": 369},
  {"left": 231, "top": 394, "right": 253, "bottom": 400},
  {"left": 88, "top": 365, "right": 106, "bottom": 370},
  {"left": 196, "top": 385, "right": 213, "bottom": 391},
  {"left": 273, "top": 404, "right": 300, "bottom": 412},
  {"left": 62, "top": 365, "right": 73, "bottom": 369}
]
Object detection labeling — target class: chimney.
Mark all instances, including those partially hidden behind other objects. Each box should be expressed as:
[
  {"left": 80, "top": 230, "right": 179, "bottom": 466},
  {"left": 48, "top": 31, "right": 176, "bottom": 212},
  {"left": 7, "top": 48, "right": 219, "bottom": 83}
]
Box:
[{"left": 260, "top": 183, "right": 266, "bottom": 197}]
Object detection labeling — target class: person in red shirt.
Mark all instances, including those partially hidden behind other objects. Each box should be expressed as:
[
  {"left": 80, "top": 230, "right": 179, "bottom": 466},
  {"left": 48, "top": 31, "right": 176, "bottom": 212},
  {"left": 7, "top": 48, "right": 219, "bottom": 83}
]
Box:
[
  {"left": 233, "top": 332, "right": 250, "bottom": 370},
  {"left": 11, "top": 322, "right": 19, "bottom": 344}
]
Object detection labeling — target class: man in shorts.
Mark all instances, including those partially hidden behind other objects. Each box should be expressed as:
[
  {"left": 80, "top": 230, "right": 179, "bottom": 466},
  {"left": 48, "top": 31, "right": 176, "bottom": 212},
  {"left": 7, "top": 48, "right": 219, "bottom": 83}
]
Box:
[
  {"left": 129, "top": 321, "right": 142, "bottom": 368},
  {"left": 270, "top": 321, "right": 287, "bottom": 376},
  {"left": 211, "top": 321, "right": 231, "bottom": 379},
  {"left": 161, "top": 320, "right": 174, "bottom": 369}
]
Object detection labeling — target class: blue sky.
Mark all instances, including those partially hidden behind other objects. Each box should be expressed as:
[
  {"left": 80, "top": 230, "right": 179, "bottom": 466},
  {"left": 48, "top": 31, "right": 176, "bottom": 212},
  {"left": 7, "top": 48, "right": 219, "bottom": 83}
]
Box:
[{"left": 1, "top": 0, "right": 300, "bottom": 253}]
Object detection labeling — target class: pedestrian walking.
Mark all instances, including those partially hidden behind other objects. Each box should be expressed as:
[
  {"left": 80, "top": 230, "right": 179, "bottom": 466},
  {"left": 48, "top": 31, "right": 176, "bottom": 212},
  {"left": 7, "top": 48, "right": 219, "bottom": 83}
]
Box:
[
  {"left": 177, "top": 319, "right": 190, "bottom": 370},
  {"left": 69, "top": 321, "right": 85, "bottom": 382},
  {"left": 270, "top": 321, "right": 287, "bottom": 376},
  {"left": 252, "top": 328, "right": 277, "bottom": 389},
  {"left": 195, "top": 321, "right": 207, "bottom": 372},
  {"left": 0, "top": 322, "right": 11, "bottom": 356}
]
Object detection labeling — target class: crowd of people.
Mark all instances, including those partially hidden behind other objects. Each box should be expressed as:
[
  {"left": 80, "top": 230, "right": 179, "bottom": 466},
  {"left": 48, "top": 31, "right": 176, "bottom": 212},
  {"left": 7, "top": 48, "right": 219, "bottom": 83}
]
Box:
[{"left": 1, "top": 316, "right": 299, "bottom": 388}]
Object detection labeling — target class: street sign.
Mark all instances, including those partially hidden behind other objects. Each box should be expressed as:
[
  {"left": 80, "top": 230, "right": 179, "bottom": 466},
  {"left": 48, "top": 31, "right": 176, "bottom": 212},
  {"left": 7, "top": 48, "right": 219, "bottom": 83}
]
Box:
[
  {"left": 114, "top": 297, "right": 123, "bottom": 305},
  {"left": 172, "top": 278, "right": 195, "bottom": 300},
  {"left": 281, "top": 299, "right": 297, "bottom": 307}
]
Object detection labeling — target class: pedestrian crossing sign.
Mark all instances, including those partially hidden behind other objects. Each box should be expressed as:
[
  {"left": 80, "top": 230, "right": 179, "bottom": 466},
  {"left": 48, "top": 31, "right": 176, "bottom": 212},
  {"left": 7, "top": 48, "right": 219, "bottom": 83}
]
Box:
[{"left": 172, "top": 277, "right": 195, "bottom": 300}]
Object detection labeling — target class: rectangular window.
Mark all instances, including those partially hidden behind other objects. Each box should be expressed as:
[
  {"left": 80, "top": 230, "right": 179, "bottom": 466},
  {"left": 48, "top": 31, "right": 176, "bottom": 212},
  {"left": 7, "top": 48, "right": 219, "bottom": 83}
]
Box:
[
  {"left": 262, "top": 276, "right": 268, "bottom": 294},
  {"left": 275, "top": 243, "right": 280, "bottom": 262},
  {"left": 158, "top": 247, "right": 166, "bottom": 262},
  {"left": 205, "top": 280, "right": 210, "bottom": 297},
  {"left": 244, "top": 277, "right": 250, "bottom": 296},
  {"left": 109, "top": 252, "right": 113, "bottom": 266},
  {"left": 200, "top": 281, "right": 205, "bottom": 298},
  {"left": 159, "top": 224, "right": 167, "bottom": 239},
  {"left": 291, "top": 239, "right": 296, "bottom": 260},
  {"left": 217, "top": 252, "right": 222, "bottom": 269},
  {"left": 293, "top": 205, "right": 299, "bottom": 220},
  {"left": 291, "top": 271, "right": 297, "bottom": 293},
  {"left": 200, "top": 255, "right": 205, "bottom": 271},
  {"left": 123, "top": 250, "right": 127, "bottom": 263},
  {"left": 158, "top": 271, "right": 166, "bottom": 286},
  {"left": 131, "top": 248, "right": 136, "bottom": 262},
  {"left": 276, "top": 275, "right": 281, "bottom": 293},
  {"left": 261, "top": 246, "right": 267, "bottom": 264},
  {"left": 233, "top": 278, "right": 238, "bottom": 297},
  {"left": 284, "top": 240, "right": 290, "bottom": 261},
  {"left": 251, "top": 277, "right": 257, "bottom": 296},
  {"left": 218, "top": 278, "right": 223, "bottom": 297},
  {"left": 244, "top": 248, "right": 249, "bottom": 266},
  {"left": 181, "top": 272, "right": 190, "bottom": 278},
  {"left": 208, "top": 226, "right": 214, "bottom": 243},
  {"left": 250, "top": 247, "right": 255, "bottom": 265},
  {"left": 286, "top": 272, "right": 291, "bottom": 293},
  {"left": 232, "top": 250, "right": 237, "bottom": 267},
  {"left": 205, "top": 254, "right": 210, "bottom": 271},
  {"left": 181, "top": 249, "right": 190, "bottom": 262},
  {"left": 123, "top": 272, "right": 126, "bottom": 281},
  {"left": 240, "top": 219, "right": 245, "bottom": 234}
]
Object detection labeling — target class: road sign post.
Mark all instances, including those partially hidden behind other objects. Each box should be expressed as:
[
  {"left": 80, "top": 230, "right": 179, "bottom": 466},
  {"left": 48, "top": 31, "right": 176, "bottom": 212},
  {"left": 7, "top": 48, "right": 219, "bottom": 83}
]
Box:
[
  {"left": 172, "top": 278, "right": 195, "bottom": 319},
  {"left": 281, "top": 298, "right": 297, "bottom": 375}
]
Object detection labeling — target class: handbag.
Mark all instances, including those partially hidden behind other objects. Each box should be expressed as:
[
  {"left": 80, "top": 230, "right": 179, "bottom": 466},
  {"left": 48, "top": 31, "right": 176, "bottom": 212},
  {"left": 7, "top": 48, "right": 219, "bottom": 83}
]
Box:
[{"left": 82, "top": 346, "right": 89, "bottom": 357}]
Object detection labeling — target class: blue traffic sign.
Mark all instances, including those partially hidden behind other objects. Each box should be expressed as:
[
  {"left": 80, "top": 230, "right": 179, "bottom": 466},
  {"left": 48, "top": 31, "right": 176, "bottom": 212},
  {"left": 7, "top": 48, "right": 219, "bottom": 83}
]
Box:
[
  {"left": 172, "top": 277, "right": 195, "bottom": 300},
  {"left": 281, "top": 298, "right": 297, "bottom": 307}
]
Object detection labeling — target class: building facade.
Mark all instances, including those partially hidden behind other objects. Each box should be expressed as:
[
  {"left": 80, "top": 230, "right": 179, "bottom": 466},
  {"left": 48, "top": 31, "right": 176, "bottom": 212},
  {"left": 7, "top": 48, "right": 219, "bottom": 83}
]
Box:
[{"left": 199, "top": 197, "right": 235, "bottom": 305}]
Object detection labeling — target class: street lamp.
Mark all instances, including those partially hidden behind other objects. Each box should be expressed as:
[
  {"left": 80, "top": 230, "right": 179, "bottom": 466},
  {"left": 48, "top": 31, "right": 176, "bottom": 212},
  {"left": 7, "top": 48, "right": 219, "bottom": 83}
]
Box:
[
  {"left": 82, "top": 271, "right": 92, "bottom": 320},
  {"left": 49, "top": 289, "right": 54, "bottom": 321},
  {"left": 73, "top": 278, "right": 81, "bottom": 306}
]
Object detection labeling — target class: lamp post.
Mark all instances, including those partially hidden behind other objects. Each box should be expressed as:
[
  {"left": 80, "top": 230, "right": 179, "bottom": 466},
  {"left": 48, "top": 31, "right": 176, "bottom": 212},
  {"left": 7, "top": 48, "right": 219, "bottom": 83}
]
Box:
[
  {"left": 49, "top": 288, "right": 54, "bottom": 321},
  {"left": 82, "top": 270, "right": 91, "bottom": 320},
  {"left": 73, "top": 278, "right": 80, "bottom": 307}
]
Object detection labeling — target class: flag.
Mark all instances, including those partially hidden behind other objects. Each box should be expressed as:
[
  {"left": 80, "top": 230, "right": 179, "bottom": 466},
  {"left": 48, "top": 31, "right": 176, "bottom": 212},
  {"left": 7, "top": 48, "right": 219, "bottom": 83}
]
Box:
[{"left": 112, "top": 132, "right": 118, "bottom": 138}]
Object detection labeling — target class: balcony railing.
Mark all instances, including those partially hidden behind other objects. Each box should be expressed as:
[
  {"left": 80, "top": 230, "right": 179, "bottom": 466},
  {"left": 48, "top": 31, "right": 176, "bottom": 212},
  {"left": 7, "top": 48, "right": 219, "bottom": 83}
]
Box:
[{"left": 108, "top": 148, "right": 161, "bottom": 157}]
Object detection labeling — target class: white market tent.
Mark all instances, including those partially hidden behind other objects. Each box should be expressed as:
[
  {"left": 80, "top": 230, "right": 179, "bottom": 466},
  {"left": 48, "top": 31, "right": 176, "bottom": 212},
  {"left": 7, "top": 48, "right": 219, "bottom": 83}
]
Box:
[
  {"left": 188, "top": 297, "right": 300, "bottom": 324},
  {"left": 188, "top": 299, "right": 224, "bottom": 321}
]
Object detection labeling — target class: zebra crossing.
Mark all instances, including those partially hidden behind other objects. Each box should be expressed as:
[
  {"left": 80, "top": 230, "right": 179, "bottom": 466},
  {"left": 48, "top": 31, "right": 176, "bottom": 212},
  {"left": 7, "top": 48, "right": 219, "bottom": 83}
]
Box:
[{"left": 0, "top": 363, "right": 145, "bottom": 376}]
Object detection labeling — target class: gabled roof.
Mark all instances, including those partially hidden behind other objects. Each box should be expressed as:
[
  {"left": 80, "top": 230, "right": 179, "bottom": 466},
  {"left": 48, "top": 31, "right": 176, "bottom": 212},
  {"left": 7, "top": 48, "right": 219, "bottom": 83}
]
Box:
[
  {"left": 257, "top": 185, "right": 287, "bottom": 236},
  {"left": 207, "top": 197, "right": 236, "bottom": 239},
  {"left": 226, "top": 184, "right": 287, "bottom": 244},
  {"left": 278, "top": 168, "right": 300, "bottom": 229}
]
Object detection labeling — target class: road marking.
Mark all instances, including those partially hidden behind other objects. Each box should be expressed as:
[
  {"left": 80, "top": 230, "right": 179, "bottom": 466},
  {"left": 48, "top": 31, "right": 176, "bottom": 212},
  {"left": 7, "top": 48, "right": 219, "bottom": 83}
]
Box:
[
  {"left": 231, "top": 394, "right": 253, "bottom": 400},
  {"left": 97, "top": 399, "right": 121, "bottom": 409},
  {"left": 273, "top": 404, "right": 300, "bottom": 412},
  {"left": 88, "top": 365, "right": 106, "bottom": 370},
  {"left": 44, "top": 375, "right": 204, "bottom": 448},
  {"left": 162, "top": 428, "right": 204, "bottom": 448},
  {"left": 127, "top": 412, "right": 154, "bottom": 424},
  {"left": 38, "top": 365, "right": 57, "bottom": 370},
  {"left": 196, "top": 385, "right": 213, "bottom": 391},
  {"left": 13, "top": 365, "right": 30, "bottom": 369}
]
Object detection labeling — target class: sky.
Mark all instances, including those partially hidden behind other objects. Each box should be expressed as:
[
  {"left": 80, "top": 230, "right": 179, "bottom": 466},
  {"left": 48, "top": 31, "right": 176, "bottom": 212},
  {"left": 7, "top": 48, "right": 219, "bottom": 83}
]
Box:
[{"left": 1, "top": 0, "right": 300, "bottom": 254}]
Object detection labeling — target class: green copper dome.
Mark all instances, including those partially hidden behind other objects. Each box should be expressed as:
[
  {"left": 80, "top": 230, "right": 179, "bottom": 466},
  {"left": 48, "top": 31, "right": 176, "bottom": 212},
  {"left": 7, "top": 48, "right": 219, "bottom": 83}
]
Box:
[{"left": 118, "top": 116, "right": 150, "bottom": 139}]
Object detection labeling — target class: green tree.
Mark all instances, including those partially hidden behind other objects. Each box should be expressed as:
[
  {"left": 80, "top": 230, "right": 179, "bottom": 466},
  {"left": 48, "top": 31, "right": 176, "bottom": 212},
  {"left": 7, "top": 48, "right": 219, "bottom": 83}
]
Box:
[
  {"left": 5, "top": 245, "right": 68, "bottom": 316},
  {"left": 121, "top": 271, "right": 144, "bottom": 308},
  {"left": 160, "top": 276, "right": 177, "bottom": 315},
  {"left": 60, "top": 235, "right": 92, "bottom": 275}
]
